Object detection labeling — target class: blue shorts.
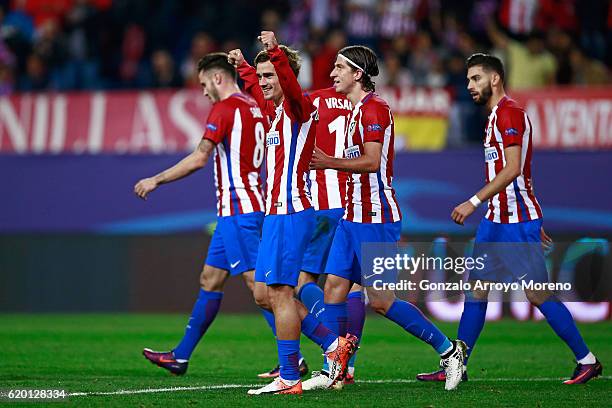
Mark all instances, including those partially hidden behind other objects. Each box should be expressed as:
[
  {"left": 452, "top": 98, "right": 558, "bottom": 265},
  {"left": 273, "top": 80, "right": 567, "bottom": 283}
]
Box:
[
  {"left": 255, "top": 208, "right": 315, "bottom": 287},
  {"left": 470, "top": 218, "right": 548, "bottom": 283},
  {"left": 325, "top": 219, "right": 402, "bottom": 285},
  {"left": 301, "top": 208, "right": 345, "bottom": 275},
  {"left": 205, "top": 212, "right": 264, "bottom": 276}
]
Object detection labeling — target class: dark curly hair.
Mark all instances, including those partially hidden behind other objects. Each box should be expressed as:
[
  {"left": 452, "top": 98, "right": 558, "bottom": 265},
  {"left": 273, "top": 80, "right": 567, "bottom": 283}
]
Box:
[{"left": 338, "top": 45, "right": 379, "bottom": 92}]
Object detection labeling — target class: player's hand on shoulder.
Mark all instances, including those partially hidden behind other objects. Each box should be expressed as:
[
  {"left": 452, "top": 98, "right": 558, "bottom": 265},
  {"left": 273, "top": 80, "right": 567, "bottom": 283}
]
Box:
[
  {"left": 227, "top": 49, "right": 245, "bottom": 67},
  {"left": 134, "top": 177, "right": 158, "bottom": 200},
  {"left": 451, "top": 201, "right": 476, "bottom": 225},
  {"left": 258, "top": 31, "right": 278, "bottom": 50},
  {"left": 310, "top": 146, "right": 333, "bottom": 170}
]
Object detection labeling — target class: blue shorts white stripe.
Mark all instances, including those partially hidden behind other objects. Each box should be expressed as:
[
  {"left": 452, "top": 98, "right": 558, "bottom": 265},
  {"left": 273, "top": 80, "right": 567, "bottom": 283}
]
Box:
[{"left": 205, "top": 212, "right": 264, "bottom": 276}]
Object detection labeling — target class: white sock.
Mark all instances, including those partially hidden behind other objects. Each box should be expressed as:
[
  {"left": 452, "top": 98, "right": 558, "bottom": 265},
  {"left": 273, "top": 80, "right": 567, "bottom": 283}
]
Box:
[
  {"left": 325, "top": 338, "right": 339, "bottom": 354},
  {"left": 348, "top": 366, "right": 355, "bottom": 376},
  {"left": 175, "top": 359, "right": 188, "bottom": 363},
  {"left": 280, "top": 377, "right": 300, "bottom": 386},
  {"left": 577, "top": 352, "right": 596, "bottom": 365}
]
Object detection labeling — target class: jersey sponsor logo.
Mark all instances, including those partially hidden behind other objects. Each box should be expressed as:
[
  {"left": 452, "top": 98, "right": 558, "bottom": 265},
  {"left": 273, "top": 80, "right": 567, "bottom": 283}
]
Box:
[
  {"left": 250, "top": 107, "right": 263, "bottom": 118},
  {"left": 266, "top": 131, "right": 280, "bottom": 147},
  {"left": 206, "top": 123, "right": 218, "bottom": 131},
  {"left": 344, "top": 145, "right": 361, "bottom": 159},
  {"left": 367, "top": 123, "right": 382, "bottom": 132},
  {"left": 485, "top": 146, "right": 499, "bottom": 162},
  {"left": 505, "top": 127, "right": 519, "bottom": 136},
  {"left": 324, "top": 97, "right": 352, "bottom": 111}
]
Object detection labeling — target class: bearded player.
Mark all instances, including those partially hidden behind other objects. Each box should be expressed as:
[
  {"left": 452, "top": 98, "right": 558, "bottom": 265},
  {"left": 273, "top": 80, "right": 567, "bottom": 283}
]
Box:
[{"left": 416, "top": 53, "right": 602, "bottom": 385}]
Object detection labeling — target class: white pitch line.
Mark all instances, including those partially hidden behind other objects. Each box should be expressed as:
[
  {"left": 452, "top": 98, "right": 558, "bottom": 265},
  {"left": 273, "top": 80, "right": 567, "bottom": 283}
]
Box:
[
  {"left": 68, "top": 376, "right": 611, "bottom": 397},
  {"left": 69, "top": 384, "right": 249, "bottom": 397}
]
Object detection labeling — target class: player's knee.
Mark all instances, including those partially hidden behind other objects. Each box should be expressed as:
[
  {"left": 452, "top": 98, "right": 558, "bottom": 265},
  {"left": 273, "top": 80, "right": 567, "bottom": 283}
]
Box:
[
  {"left": 267, "top": 285, "right": 294, "bottom": 310},
  {"left": 366, "top": 288, "right": 394, "bottom": 315},
  {"left": 254, "top": 294, "right": 268, "bottom": 309},
  {"left": 323, "top": 276, "right": 350, "bottom": 303},
  {"left": 465, "top": 282, "right": 489, "bottom": 301},
  {"left": 242, "top": 271, "right": 255, "bottom": 293},
  {"left": 525, "top": 289, "right": 551, "bottom": 306},
  {"left": 200, "top": 266, "right": 228, "bottom": 292},
  {"left": 368, "top": 297, "right": 392, "bottom": 315},
  {"left": 252, "top": 282, "right": 268, "bottom": 308}
]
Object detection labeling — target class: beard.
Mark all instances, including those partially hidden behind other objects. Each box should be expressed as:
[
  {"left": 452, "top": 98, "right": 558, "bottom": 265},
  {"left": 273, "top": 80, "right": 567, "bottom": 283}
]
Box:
[
  {"left": 208, "top": 86, "right": 220, "bottom": 103},
  {"left": 475, "top": 84, "right": 492, "bottom": 106}
]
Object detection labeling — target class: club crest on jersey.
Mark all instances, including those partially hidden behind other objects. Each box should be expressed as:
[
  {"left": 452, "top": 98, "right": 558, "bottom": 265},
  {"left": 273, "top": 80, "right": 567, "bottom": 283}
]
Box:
[
  {"left": 485, "top": 146, "right": 499, "bottom": 162},
  {"left": 250, "top": 107, "right": 263, "bottom": 118},
  {"left": 348, "top": 120, "right": 357, "bottom": 138},
  {"left": 344, "top": 145, "right": 361, "bottom": 159},
  {"left": 266, "top": 131, "right": 280, "bottom": 147},
  {"left": 206, "top": 123, "right": 218, "bottom": 131}
]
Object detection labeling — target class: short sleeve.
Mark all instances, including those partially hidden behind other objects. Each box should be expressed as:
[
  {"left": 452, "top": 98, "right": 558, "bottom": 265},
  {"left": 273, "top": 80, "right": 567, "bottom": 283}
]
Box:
[
  {"left": 496, "top": 108, "right": 525, "bottom": 147},
  {"left": 361, "top": 104, "right": 391, "bottom": 144},
  {"left": 202, "top": 104, "right": 231, "bottom": 144}
]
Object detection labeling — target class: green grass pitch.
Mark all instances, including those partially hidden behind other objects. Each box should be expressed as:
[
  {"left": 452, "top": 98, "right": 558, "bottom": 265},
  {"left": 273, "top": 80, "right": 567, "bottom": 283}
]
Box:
[{"left": 1, "top": 314, "right": 610, "bottom": 407}]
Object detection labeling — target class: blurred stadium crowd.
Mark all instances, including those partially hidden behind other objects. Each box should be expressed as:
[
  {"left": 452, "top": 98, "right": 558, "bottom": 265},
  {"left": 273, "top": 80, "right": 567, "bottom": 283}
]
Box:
[{"left": 0, "top": 0, "right": 610, "bottom": 96}]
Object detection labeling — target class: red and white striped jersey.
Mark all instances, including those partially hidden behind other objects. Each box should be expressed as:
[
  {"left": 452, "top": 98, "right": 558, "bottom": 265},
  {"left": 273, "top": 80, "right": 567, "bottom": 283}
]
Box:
[
  {"left": 202, "top": 93, "right": 267, "bottom": 217},
  {"left": 307, "top": 87, "right": 352, "bottom": 211},
  {"left": 483, "top": 96, "right": 543, "bottom": 223},
  {"left": 237, "top": 46, "right": 316, "bottom": 215},
  {"left": 344, "top": 92, "right": 402, "bottom": 223}
]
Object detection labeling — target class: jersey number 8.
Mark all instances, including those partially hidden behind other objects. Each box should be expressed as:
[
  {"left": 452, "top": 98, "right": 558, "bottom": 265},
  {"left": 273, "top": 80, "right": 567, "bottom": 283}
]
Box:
[{"left": 253, "top": 122, "right": 265, "bottom": 168}]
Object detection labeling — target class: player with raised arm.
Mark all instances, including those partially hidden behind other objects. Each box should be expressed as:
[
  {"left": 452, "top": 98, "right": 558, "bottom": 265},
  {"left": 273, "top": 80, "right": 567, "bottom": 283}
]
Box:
[
  {"left": 416, "top": 53, "right": 602, "bottom": 385},
  {"left": 134, "top": 52, "right": 270, "bottom": 376},
  {"left": 309, "top": 45, "right": 466, "bottom": 391},
  {"left": 231, "top": 32, "right": 357, "bottom": 395},
  {"left": 235, "top": 53, "right": 367, "bottom": 383}
]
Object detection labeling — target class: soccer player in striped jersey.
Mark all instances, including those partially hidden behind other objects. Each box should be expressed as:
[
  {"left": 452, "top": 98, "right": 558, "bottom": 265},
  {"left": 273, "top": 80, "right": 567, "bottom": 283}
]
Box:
[
  {"left": 417, "top": 53, "right": 602, "bottom": 385},
  {"left": 298, "top": 88, "right": 366, "bottom": 386},
  {"left": 231, "top": 32, "right": 357, "bottom": 395},
  {"left": 309, "top": 45, "right": 466, "bottom": 391},
  {"left": 134, "top": 52, "right": 270, "bottom": 376},
  {"left": 231, "top": 47, "right": 366, "bottom": 383},
  {"left": 252, "top": 85, "right": 367, "bottom": 382}
]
